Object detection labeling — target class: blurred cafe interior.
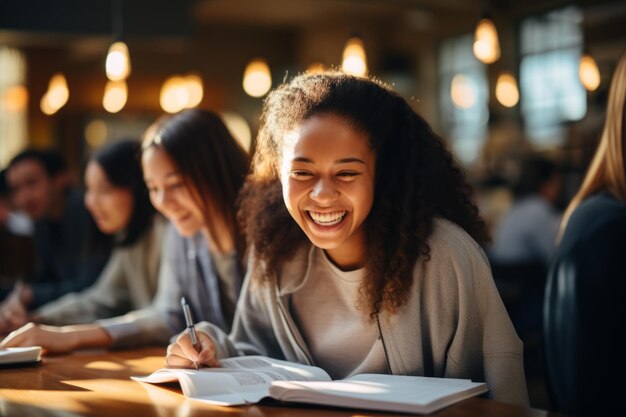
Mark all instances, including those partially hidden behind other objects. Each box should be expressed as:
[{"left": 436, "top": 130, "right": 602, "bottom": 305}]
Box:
[{"left": 1, "top": 0, "right": 626, "bottom": 410}]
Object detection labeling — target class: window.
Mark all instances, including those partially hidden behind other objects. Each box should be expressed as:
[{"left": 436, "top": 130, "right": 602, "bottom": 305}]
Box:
[
  {"left": 0, "top": 47, "right": 28, "bottom": 166},
  {"left": 519, "top": 6, "right": 586, "bottom": 146},
  {"left": 438, "top": 34, "right": 489, "bottom": 165}
]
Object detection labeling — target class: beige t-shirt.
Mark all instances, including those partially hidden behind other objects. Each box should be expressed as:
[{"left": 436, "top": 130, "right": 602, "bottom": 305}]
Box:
[{"left": 290, "top": 247, "right": 387, "bottom": 379}]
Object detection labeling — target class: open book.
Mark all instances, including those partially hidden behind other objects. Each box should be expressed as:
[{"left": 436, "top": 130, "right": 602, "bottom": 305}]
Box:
[
  {"left": 0, "top": 346, "right": 42, "bottom": 367},
  {"left": 132, "top": 355, "right": 489, "bottom": 414}
]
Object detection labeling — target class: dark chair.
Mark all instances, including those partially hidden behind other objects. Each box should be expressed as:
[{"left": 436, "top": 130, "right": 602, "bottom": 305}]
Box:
[
  {"left": 490, "top": 261, "right": 550, "bottom": 409},
  {"left": 544, "top": 255, "right": 626, "bottom": 416},
  {"left": 490, "top": 261, "right": 547, "bottom": 341}
]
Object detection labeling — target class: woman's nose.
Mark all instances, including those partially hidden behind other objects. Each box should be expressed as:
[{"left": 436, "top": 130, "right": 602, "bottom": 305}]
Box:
[
  {"left": 309, "top": 177, "right": 339, "bottom": 204},
  {"left": 153, "top": 189, "right": 171, "bottom": 209}
]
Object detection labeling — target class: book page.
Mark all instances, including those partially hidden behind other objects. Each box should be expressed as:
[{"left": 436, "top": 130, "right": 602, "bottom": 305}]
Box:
[
  {"left": 0, "top": 346, "right": 42, "bottom": 365},
  {"left": 132, "top": 355, "right": 331, "bottom": 406},
  {"left": 269, "top": 374, "right": 489, "bottom": 414}
]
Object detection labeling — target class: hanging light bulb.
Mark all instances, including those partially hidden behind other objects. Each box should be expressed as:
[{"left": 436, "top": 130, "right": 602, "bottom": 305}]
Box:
[
  {"left": 579, "top": 53, "right": 600, "bottom": 91},
  {"left": 183, "top": 73, "right": 204, "bottom": 108},
  {"left": 160, "top": 75, "right": 186, "bottom": 113},
  {"left": 105, "top": 41, "right": 131, "bottom": 81},
  {"left": 450, "top": 74, "right": 477, "bottom": 109},
  {"left": 159, "top": 73, "right": 204, "bottom": 114},
  {"left": 242, "top": 59, "right": 272, "bottom": 97},
  {"left": 103, "top": 79, "right": 127, "bottom": 113},
  {"left": 40, "top": 93, "right": 55, "bottom": 115},
  {"left": 342, "top": 35, "right": 367, "bottom": 77},
  {"left": 473, "top": 18, "right": 500, "bottom": 64},
  {"left": 495, "top": 72, "right": 519, "bottom": 107},
  {"left": 40, "top": 72, "right": 69, "bottom": 115}
]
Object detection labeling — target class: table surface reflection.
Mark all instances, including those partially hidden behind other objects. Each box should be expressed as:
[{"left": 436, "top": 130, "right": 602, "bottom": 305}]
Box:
[{"left": 1, "top": 347, "right": 560, "bottom": 417}]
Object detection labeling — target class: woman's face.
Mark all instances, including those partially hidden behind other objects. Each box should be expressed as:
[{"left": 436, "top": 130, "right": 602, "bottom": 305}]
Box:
[
  {"left": 280, "top": 113, "right": 376, "bottom": 270},
  {"left": 84, "top": 161, "right": 134, "bottom": 234},
  {"left": 142, "top": 146, "right": 205, "bottom": 237}
]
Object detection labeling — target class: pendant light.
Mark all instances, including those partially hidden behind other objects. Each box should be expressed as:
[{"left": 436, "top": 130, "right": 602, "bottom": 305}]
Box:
[
  {"left": 106, "top": 41, "right": 131, "bottom": 81},
  {"left": 341, "top": 34, "right": 368, "bottom": 77},
  {"left": 40, "top": 72, "right": 69, "bottom": 115},
  {"left": 495, "top": 72, "right": 519, "bottom": 108},
  {"left": 473, "top": 3, "right": 500, "bottom": 64},
  {"left": 242, "top": 59, "right": 272, "bottom": 97},
  {"left": 103, "top": 80, "right": 127, "bottom": 113},
  {"left": 579, "top": 53, "right": 600, "bottom": 91},
  {"left": 105, "top": 0, "right": 131, "bottom": 81},
  {"left": 160, "top": 73, "right": 204, "bottom": 114}
]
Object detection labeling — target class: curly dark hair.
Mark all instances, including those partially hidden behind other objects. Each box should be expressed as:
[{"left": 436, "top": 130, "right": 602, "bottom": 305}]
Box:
[{"left": 239, "top": 72, "right": 489, "bottom": 319}]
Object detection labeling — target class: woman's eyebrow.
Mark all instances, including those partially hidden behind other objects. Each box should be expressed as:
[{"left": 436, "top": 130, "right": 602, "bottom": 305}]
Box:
[{"left": 291, "top": 156, "right": 365, "bottom": 164}]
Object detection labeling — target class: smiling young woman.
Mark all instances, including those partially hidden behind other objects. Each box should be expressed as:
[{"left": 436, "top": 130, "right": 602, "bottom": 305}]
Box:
[{"left": 165, "top": 73, "right": 528, "bottom": 407}]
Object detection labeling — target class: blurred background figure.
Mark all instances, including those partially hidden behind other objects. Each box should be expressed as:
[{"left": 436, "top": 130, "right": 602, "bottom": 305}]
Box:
[
  {"left": 31, "top": 139, "right": 165, "bottom": 327},
  {"left": 0, "top": 168, "right": 35, "bottom": 299},
  {"left": 0, "top": 150, "right": 111, "bottom": 333},
  {"left": 544, "top": 51, "right": 626, "bottom": 417},
  {"left": 1, "top": 109, "right": 250, "bottom": 353},
  {"left": 489, "top": 155, "right": 562, "bottom": 267},
  {"left": 486, "top": 154, "right": 563, "bottom": 410}
]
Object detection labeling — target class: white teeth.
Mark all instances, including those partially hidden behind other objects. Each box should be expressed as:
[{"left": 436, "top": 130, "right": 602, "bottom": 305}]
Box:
[{"left": 308, "top": 211, "right": 347, "bottom": 226}]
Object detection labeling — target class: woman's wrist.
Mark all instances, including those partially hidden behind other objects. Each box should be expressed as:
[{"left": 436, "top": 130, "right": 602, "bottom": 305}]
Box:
[{"left": 62, "top": 325, "right": 113, "bottom": 350}]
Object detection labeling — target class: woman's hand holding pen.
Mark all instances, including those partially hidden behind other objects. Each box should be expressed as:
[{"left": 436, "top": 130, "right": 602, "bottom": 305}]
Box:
[{"left": 166, "top": 330, "right": 220, "bottom": 369}]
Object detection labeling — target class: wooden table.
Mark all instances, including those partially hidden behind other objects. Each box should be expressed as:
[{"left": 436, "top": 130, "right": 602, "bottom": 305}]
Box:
[{"left": 1, "top": 347, "right": 560, "bottom": 417}]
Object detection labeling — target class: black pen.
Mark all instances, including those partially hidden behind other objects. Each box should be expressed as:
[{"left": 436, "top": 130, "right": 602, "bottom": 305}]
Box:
[{"left": 181, "top": 296, "right": 201, "bottom": 370}]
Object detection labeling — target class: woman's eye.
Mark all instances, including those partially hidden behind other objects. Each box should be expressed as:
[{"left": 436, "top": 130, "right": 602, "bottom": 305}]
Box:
[
  {"left": 167, "top": 182, "right": 184, "bottom": 190},
  {"left": 289, "top": 171, "right": 312, "bottom": 179},
  {"left": 337, "top": 171, "right": 360, "bottom": 178}
]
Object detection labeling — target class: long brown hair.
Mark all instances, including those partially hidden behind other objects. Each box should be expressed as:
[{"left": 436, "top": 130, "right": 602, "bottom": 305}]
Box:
[
  {"left": 143, "top": 109, "right": 250, "bottom": 255},
  {"left": 560, "top": 51, "right": 626, "bottom": 236},
  {"left": 239, "top": 72, "right": 488, "bottom": 319}
]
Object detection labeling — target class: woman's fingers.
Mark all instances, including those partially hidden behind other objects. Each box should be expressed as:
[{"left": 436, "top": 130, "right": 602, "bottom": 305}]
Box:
[
  {"left": 0, "top": 322, "right": 36, "bottom": 347},
  {"left": 165, "top": 341, "right": 194, "bottom": 368},
  {"left": 165, "top": 331, "right": 219, "bottom": 368}
]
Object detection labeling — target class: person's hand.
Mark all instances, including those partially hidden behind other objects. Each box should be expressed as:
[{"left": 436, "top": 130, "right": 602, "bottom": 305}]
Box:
[
  {"left": 0, "top": 283, "right": 30, "bottom": 334},
  {"left": 166, "top": 330, "right": 220, "bottom": 368},
  {"left": 0, "top": 322, "right": 78, "bottom": 354}
]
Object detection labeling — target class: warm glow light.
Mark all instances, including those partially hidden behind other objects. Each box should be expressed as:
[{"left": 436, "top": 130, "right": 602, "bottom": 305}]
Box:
[
  {"left": 183, "top": 74, "right": 203, "bottom": 108},
  {"left": 242, "top": 59, "right": 272, "bottom": 97},
  {"left": 306, "top": 62, "right": 327, "bottom": 74},
  {"left": 1, "top": 85, "right": 28, "bottom": 112},
  {"left": 160, "top": 76, "right": 186, "bottom": 113},
  {"left": 221, "top": 111, "right": 252, "bottom": 152},
  {"left": 85, "top": 361, "right": 125, "bottom": 371},
  {"left": 342, "top": 36, "right": 367, "bottom": 77},
  {"left": 579, "top": 54, "right": 600, "bottom": 91},
  {"left": 159, "top": 73, "right": 204, "bottom": 114},
  {"left": 102, "top": 80, "right": 127, "bottom": 113},
  {"left": 40, "top": 72, "right": 68, "bottom": 115},
  {"left": 495, "top": 72, "right": 519, "bottom": 107},
  {"left": 85, "top": 119, "right": 108, "bottom": 147},
  {"left": 473, "top": 18, "right": 500, "bottom": 64},
  {"left": 451, "top": 74, "right": 477, "bottom": 109},
  {"left": 105, "top": 41, "right": 131, "bottom": 81},
  {"left": 47, "top": 73, "right": 69, "bottom": 110},
  {"left": 40, "top": 92, "right": 55, "bottom": 115}
]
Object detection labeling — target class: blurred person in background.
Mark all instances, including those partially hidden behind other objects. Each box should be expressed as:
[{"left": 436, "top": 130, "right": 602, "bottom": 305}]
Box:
[
  {"left": 1, "top": 139, "right": 166, "bottom": 350},
  {"left": 488, "top": 155, "right": 562, "bottom": 267},
  {"left": 543, "top": 50, "right": 626, "bottom": 416},
  {"left": 2, "top": 109, "right": 249, "bottom": 352},
  {"left": 0, "top": 168, "right": 35, "bottom": 299},
  {"left": 0, "top": 149, "right": 111, "bottom": 332}
]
